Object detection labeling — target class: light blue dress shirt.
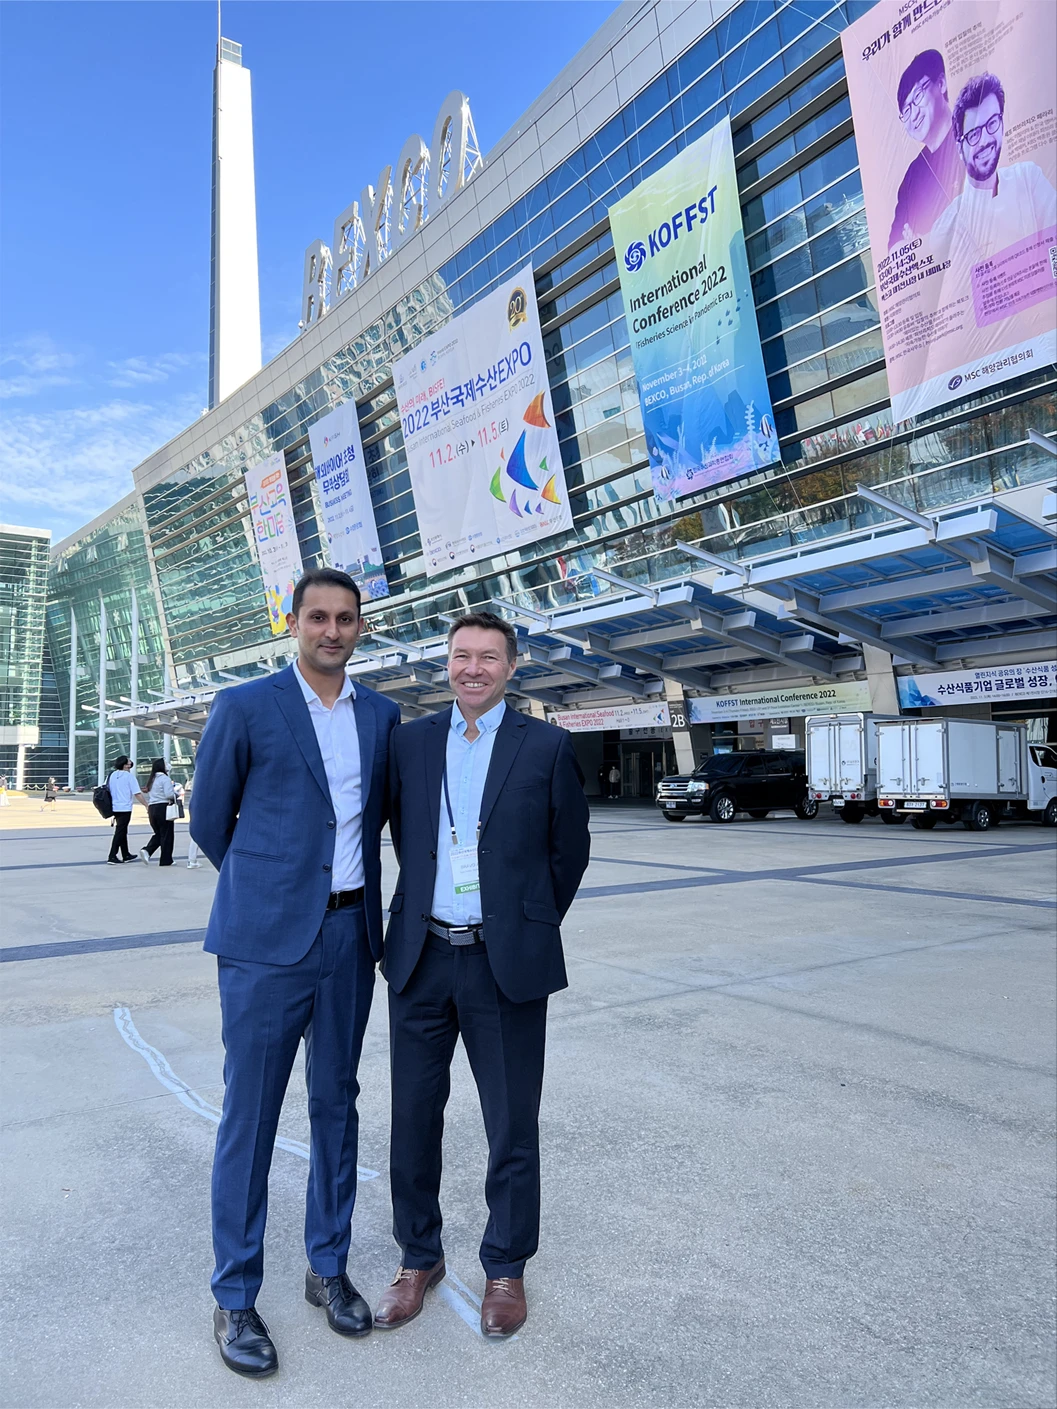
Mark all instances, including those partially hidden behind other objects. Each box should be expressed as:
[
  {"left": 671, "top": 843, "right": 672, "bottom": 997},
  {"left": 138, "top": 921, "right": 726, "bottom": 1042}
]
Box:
[{"left": 431, "top": 698, "right": 506, "bottom": 925}]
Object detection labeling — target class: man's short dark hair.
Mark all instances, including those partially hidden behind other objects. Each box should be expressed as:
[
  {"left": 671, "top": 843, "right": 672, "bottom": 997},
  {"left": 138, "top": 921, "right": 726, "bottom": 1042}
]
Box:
[
  {"left": 897, "top": 49, "right": 946, "bottom": 112},
  {"left": 446, "top": 611, "right": 518, "bottom": 664},
  {"left": 291, "top": 567, "right": 362, "bottom": 617},
  {"left": 112, "top": 755, "right": 130, "bottom": 771},
  {"left": 952, "top": 71, "right": 1005, "bottom": 139}
]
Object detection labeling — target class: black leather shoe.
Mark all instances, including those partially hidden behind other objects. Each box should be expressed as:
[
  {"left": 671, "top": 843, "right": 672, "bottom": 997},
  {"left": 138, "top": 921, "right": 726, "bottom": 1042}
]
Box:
[
  {"left": 213, "top": 1305, "right": 278, "bottom": 1377},
  {"left": 305, "top": 1269, "right": 373, "bottom": 1337}
]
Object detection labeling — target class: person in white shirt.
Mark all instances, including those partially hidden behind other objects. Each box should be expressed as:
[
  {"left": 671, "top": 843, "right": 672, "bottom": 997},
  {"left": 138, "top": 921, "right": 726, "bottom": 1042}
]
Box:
[
  {"left": 106, "top": 756, "right": 146, "bottom": 864},
  {"left": 933, "top": 72, "right": 1057, "bottom": 288},
  {"left": 139, "top": 757, "right": 177, "bottom": 866}
]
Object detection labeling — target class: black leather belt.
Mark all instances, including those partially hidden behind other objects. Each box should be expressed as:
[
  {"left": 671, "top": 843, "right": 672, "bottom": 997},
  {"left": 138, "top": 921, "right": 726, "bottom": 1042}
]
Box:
[
  {"left": 427, "top": 916, "right": 484, "bottom": 946},
  {"left": 327, "top": 888, "right": 364, "bottom": 910}
]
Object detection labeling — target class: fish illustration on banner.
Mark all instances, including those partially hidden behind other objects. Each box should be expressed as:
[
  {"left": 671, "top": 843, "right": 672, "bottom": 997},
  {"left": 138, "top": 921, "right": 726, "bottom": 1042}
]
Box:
[{"left": 393, "top": 262, "right": 572, "bottom": 577}]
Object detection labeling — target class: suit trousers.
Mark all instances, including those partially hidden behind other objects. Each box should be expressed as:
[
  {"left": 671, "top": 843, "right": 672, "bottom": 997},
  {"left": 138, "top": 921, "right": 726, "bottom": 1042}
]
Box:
[
  {"left": 108, "top": 811, "right": 133, "bottom": 861},
  {"left": 388, "top": 935, "right": 548, "bottom": 1279},
  {"left": 211, "top": 902, "right": 374, "bottom": 1309}
]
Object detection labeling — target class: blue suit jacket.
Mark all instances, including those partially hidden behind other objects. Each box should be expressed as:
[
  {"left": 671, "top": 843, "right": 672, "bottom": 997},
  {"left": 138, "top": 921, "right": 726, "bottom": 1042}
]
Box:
[
  {"left": 190, "top": 665, "right": 400, "bottom": 966},
  {"left": 384, "top": 705, "right": 591, "bottom": 1003}
]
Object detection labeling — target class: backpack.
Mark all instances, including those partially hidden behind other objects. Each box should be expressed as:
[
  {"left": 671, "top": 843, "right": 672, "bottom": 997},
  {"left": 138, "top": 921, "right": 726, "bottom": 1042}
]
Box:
[{"left": 93, "top": 782, "right": 114, "bottom": 819}]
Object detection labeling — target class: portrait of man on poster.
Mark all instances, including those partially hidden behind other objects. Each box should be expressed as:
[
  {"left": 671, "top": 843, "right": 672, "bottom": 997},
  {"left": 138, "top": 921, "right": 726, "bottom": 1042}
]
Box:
[{"left": 888, "top": 49, "right": 966, "bottom": 250}]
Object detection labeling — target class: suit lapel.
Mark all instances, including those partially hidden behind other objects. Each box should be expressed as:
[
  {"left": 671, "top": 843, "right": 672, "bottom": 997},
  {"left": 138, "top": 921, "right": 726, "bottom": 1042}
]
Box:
[
  {"left": 353, "top": 689, "right": 377, "bottom": 812},
  {"left": 272, "top": 666, "right": 330, "bottom": 805},
  {"left": 424, "top": 708, "right": 451, "bottom": 846},
  {"left": 479, "top": 706, "right": 528, "bottom": 834}
]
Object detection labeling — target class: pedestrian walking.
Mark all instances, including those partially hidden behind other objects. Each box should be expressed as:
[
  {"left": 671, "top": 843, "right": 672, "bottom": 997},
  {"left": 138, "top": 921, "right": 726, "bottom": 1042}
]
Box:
[
  {"left": 607, "top": 763, "right": 621, "bottom": 799},
  {"left": 106, "top": 756, "right": 146, "bottom": 864},
  {"left": 0, "top": 775, "right": 9, "bottom": 806},
  {"left": 40, "top": 777, "right": 58, "bottom": 811},
  {"left": 183, "top": 779, "right": 202, "bottom": 868},
  {"left": 139, "top": 758, "right": 177, "bottom": 866},
  {"left": 378, "top": 611, "right": 590, "bottom": 1339},
  {"left": 191, "top": 567, "right": 400, "bottom": 1378}
]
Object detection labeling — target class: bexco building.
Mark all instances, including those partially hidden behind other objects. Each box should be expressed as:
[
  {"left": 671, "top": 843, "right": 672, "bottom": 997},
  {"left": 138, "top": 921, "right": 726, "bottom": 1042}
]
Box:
[{"left": 44, "top": 0, "right": 1056, "bottom": 796}]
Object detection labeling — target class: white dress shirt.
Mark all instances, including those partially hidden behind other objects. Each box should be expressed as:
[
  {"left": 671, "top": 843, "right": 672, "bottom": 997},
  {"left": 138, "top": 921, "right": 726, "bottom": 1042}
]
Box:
[{"left": 294, "top": 660, "right": 364, "bottom": 892}]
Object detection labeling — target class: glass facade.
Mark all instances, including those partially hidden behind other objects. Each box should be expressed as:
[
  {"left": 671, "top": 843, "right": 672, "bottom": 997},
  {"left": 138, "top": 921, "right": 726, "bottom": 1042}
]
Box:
[
  {"left": 46, "top": 498, "right": 194, "bottom": 786},
  {"left": 42, "top": 0, "right": 1053, "bottom": 724},
  {"left": 132, "top": 0, "right": 1056, "bottom": 685},
  {"left": 0, "top": 525, "right": 50, "bottom": 783}
]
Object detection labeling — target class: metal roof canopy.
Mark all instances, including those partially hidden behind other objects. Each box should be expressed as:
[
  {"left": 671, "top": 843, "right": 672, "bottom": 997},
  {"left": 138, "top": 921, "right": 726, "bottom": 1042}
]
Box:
[
  {"left": 705, "top": 486, "right": 1056, "bottom": 669},
  {"left": 110, "top": 485, "right": 1055, "bottom": 738}
]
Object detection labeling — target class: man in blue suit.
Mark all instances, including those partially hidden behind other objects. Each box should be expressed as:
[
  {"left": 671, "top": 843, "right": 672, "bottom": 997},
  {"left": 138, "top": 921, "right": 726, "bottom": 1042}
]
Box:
[
  {"left": 191, "top": 567, "right": 400, "bottom": 1378},
  {"left": 375, "top": 611, "right": 590, "bottom": 1339}
]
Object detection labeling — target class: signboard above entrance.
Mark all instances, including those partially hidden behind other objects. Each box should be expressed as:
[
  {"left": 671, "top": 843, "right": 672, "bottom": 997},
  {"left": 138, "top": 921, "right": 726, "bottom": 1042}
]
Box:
[
  {"left": 547, "top": 702, "right": 671, "bottom": 733},
  {"left": 689, "top": 681, "right": 871, "bottom": 722}
]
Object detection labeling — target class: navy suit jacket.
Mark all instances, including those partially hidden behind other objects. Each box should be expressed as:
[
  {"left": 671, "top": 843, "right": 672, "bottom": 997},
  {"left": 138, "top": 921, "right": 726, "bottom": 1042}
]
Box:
[
  {"left": 384, "top": 705, "right": 591, "bottom": 1003},
  {"left": 190, "top": 665, "right": 400, "bottom": 966}
]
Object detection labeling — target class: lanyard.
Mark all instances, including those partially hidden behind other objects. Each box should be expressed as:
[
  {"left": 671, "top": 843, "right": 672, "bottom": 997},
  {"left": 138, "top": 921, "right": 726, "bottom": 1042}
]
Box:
[{"left": 441, "top": 761, "right": 481, "bottom": 848}]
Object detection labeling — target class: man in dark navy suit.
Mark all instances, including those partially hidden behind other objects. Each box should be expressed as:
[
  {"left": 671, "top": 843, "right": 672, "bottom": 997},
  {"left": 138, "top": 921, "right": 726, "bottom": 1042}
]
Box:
[
  {"left": 376, "top": 611, "right": 590, "bottom": 1338},
  {"left": 191, "top": 567, "right": 400, "bottom": 1377}
]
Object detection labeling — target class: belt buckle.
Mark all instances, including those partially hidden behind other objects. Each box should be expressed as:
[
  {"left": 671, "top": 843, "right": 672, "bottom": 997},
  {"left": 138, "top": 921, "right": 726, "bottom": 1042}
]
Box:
[{"left": 447, "top": 924, "right": 478, "bottom": 947}]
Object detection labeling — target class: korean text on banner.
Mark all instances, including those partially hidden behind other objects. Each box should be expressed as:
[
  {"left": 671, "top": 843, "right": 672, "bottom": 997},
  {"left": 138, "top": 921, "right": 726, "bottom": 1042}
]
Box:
[
  {"left": 307, "top": 403, "right": 389, "bottom": 601},
  {"left": 245, "top": 453, "right": 304, "bottom": 635},
  {"left": 393, "top": 263, "right": 571, "bottom": 577},
  {"left": 897, "top": 661, "right": 1056, "bottom": 708},
  {"left": 842, "top": 0, "right": 1057, "bottom": 423},
  {"left": 609, "top": 116, "right": 780, "bottom": 503}
]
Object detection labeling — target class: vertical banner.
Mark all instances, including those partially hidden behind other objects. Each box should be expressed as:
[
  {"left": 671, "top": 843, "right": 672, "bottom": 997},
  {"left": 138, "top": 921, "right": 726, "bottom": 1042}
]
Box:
[
  {"left": 609, "top": 116, "right": 780, "bottom": 503},
  {"left": 842, "top": 1, "right": 1057, "bottom": 422},
  {"left": 307, "top": 402, "right": 389, "bottom": 600},
  {"left": 244, "top": 452, "right": 304, "bottom": 634},
  {"left": 393, "top": 263, "right": 571, "bottom": 577}
]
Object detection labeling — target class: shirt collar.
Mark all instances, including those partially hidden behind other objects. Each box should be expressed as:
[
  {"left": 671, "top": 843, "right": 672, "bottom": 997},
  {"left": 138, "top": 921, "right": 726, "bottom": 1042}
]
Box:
[
  {"left": 450, "top": 697, "right": 506, "bottom": 738},
  {"left": 294, "top": 658, "right": 356, "bottom": 708}
]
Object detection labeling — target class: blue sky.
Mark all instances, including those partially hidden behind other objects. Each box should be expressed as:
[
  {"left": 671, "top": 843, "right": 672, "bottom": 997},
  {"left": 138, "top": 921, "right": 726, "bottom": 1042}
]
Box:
[{"left": 0, "top": 0, "right": 619, "bottom": 541}]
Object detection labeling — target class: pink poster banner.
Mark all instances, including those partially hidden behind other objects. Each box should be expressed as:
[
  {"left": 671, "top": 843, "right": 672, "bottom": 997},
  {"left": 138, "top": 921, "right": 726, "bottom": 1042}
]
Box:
[{"left": 841, "top": 0, "right": 1057, "bottom": 422}]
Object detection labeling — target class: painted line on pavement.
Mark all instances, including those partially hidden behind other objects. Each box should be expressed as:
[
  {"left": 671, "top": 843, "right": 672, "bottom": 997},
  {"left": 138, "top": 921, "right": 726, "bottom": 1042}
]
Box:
[
  {"left": 112, "top": 1005, "right": 379, "bottom": 1179},
  {"left": 793, "top": 876, "right": 1056, "bottom": 909},
  {"left": 111, "top": 1007, "right": 492, "bottom": 1335},
  {"left": 7, "top": 840, "right": 1052, "bottom": 963}
]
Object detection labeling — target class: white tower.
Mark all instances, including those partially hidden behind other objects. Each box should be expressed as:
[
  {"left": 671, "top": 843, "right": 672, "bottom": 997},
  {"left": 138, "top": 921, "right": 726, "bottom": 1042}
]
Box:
[{"left": 208, "top": 36, "right": 262, "bottom": 409}]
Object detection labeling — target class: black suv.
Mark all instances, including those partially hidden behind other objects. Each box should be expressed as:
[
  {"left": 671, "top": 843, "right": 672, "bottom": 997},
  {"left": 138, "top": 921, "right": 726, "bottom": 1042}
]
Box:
[{"left": 655, "top": 750, "right": 818, "bottom": 823}]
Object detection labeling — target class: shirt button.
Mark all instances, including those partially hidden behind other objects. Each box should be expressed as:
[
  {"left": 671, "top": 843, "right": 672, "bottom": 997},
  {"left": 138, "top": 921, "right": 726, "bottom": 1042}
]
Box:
[{"left": 323, "top": 864, "right": 331, "bottom": 873}]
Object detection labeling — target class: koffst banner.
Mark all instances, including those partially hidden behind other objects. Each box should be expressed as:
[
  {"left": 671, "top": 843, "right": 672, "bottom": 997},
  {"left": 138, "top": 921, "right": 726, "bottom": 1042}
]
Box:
[{"left": 609, "top": 115, "right": 780, "bottom": 503}]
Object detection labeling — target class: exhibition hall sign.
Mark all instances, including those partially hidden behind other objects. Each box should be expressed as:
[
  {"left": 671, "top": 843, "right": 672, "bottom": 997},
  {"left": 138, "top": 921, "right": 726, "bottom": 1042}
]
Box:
[
  {"left": 307, "top": 402, "right": 389, "bottom": 601},
  {"left": 244, "top": 453, "right": 304, "bottom": 634},
  {"left": 393, "top": 264, "right": 571, "bottom": 577},
  {"left": 609, "top": 115, "right": 780, "bottom": 503},
  {"left": 842, "top": 0, "right": 1057, "bottom": 422}
]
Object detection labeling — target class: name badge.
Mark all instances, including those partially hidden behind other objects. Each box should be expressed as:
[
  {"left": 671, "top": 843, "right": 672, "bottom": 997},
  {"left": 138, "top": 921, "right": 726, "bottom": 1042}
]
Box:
[{"left": 449, "top": 843, "right": 480, "bottom": 896}]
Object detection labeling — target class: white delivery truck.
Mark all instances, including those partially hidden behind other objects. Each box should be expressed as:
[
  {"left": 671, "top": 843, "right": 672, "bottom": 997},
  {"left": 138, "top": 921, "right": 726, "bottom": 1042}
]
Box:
[
  {"left": 875, "top": 717, "right": 1057, "bottom": 830},
  {"left": 806, "top": 713, "right": 904, "bottom": 824}
]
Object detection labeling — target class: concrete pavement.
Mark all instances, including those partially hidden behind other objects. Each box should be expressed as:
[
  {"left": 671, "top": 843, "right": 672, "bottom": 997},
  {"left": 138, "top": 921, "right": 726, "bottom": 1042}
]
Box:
[{"left": 1, "top": 807, "right": 1054, "bottom": 1408}]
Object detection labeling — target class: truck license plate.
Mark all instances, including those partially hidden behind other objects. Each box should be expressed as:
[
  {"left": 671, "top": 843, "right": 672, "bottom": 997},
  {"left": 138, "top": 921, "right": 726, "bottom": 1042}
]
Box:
[
  {"left": 832, "top": 799, "right": 844, "bottom": 807},
  {"left": 904, "top": 800, "right": 927, "bottom": 809},
  {"left": 665, "top": 801, "right": 677, "bottom": 809}
]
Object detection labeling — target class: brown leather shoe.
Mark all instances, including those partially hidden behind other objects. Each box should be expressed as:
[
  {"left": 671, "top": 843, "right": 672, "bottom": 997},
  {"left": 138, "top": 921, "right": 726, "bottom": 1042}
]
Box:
[
  {"left": 373, "top": 1260, "right": 446, "bottom": 1330},
  {"left": 480, "top": 1276, "right": 527, "bottom": 1337}
]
